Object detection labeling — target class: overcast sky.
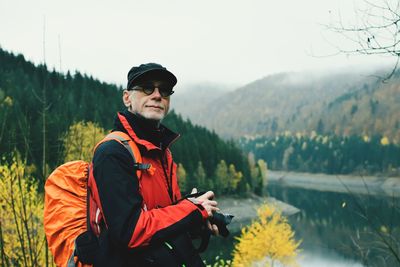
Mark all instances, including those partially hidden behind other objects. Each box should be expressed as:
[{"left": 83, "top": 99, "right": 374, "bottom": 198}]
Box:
[{"left": 0, "top": 0, "right": 391, "bottom": 88}]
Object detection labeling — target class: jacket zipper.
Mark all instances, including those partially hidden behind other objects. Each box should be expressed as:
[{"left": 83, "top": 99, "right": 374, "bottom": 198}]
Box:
[{"left": 160, "top": 149, "right": 173, "bottom": 202}]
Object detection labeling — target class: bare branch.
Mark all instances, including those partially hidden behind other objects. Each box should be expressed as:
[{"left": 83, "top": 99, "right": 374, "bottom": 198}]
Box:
[{"left": 325, "top": 0, "right": 400, "bottom": 80}]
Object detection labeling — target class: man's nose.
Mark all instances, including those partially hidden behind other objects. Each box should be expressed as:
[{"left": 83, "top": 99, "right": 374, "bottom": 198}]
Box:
[{"left": 150, "top": 87, "right": 162, "bottom": 98}]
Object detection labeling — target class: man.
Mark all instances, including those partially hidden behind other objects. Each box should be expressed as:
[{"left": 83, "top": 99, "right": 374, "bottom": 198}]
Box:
[{"left": 91, "top": 63, "right": 219, "bottom": 266}]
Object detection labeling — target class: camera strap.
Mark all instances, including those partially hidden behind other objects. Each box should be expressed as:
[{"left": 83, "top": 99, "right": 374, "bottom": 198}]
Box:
[{"left": 196, "top": 228, "right": 211, "bottom": 253}]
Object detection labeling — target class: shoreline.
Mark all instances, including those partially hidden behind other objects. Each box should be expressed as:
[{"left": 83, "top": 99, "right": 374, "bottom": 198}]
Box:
[
  {"left": 218, "top": 195, "right": 300, "bottom": 232},
  {"left": 268, "top": 170, "right": 400, "bottom": 197},
  {"left": 217, "top": 171, "right": 400, "bottom": 232}
]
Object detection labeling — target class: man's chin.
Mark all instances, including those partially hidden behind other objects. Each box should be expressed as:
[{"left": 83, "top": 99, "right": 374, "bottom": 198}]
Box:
[{"left": 142, "top": 112, "right": 165, "bottom": 122}]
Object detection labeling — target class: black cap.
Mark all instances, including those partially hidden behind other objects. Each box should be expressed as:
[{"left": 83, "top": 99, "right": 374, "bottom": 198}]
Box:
[{"left": 127, "top": 63, "right": 177, "bottom": 90}]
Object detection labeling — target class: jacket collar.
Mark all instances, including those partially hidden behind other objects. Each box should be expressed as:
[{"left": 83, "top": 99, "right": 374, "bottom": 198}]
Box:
[{"left": 114, "top": 111, "right": 180, "bottom": 151}]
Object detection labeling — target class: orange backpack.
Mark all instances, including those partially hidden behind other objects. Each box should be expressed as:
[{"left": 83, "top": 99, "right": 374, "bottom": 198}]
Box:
[{"left": 44, "top": 131, "right": 147, "bottom": 267}]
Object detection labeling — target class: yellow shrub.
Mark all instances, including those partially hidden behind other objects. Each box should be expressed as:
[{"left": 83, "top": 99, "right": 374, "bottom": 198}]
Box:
[
  {"left": 62, "top": 121, "right": 107, "bottom": 162},
  {"left": 232, "top": 204, "right": 301, "bottom": 267},
  {"left": 380, "top": 136, "right": 390, "bottom": 146},
  {"left": 0, "top": 153, "right": 46, "bottom": 266}
]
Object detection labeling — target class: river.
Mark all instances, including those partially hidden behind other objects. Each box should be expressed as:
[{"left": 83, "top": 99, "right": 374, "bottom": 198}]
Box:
[{"left": 203, "top": 171, "right": 400, "bottom": 267}]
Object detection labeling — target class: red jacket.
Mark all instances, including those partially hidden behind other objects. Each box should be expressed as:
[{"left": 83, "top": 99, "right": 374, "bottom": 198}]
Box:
[{"left": 91, "top": 111, "right": 207, "bottom": 266}]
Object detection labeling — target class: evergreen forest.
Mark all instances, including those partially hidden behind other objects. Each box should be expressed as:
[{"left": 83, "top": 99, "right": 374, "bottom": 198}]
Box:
[
  {"left": 239, "top": 131, "right": 400, "bottom": 176},
  {"left": 0, "top": 47, "right": 260, "bottom": 195},
  {"left": 0, "top": 47, "right": 269, "bottom": 266}
]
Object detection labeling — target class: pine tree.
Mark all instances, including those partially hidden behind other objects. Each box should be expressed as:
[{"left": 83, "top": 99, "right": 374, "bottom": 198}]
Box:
[
  {"left": 214, "top": 160, "right": 229, "bottom": 194},
  {"left": 192, "top": 161, "right": 207, "bottom": 191}
]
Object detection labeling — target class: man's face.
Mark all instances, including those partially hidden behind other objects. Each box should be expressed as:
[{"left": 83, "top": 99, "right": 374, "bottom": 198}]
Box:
[{"left": 123, "top": 81, "right": 171, "bottom": 122}]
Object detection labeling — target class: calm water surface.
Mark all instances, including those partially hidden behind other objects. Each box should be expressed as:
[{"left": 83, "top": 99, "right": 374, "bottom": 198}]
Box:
[{"left": 204, "top": 176, "right": 400, "bottom": 267}]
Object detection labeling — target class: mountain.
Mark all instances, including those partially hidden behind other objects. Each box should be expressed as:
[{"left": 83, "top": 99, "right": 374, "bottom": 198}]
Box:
[
  {"left": 174, "top": 70, "right": 400, "bottom": 141},
  {"left": 172, "top": 82, "right": 233, "bottom": 119}
]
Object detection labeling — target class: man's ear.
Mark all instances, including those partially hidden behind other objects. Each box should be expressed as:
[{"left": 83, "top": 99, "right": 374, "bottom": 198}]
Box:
[{"left": 123, "top": 90, "right": 131, "bottom": 107}]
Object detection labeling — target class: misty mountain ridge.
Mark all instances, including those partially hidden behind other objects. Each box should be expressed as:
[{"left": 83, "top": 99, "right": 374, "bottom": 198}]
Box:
[
  {"left": 173, "top": 69, "right": 400, "bottom": 141},
  {"left": 172, "top": 82, "right": 235, "bottom": 120}
]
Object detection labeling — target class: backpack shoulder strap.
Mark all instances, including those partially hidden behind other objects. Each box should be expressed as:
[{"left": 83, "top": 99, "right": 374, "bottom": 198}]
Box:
[{"left": 94, "top": 131, "right": 151, "bottom": 177}]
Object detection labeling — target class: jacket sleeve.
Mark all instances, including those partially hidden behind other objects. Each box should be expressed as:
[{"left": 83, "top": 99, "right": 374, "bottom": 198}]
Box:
[{"left": 92, "top": 140, "right": 207, "bottom": 249}]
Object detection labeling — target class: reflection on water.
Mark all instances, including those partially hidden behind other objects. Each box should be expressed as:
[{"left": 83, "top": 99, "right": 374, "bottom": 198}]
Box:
[
  {"left": 203, "top": 180, "right": 400, "bottom": 267},
  {"left": 268, "top": 182, "right": 400, "bottom": 267},
  {"left": 297, "top": 249, "right": 364, "bottom": 267}
]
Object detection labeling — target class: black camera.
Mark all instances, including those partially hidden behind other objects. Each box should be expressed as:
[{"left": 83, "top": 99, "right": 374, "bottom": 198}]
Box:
[
  {"left": 181, "top": 191, "right": 234, "bottom": 237},
  {"left": 208, "top": 212, "right": 234, "bottom": 237}
]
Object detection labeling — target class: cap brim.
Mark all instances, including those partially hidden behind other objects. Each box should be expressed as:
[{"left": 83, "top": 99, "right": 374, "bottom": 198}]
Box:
[{"left": 130, "top": 68, "right": 177, "bottom": 88}]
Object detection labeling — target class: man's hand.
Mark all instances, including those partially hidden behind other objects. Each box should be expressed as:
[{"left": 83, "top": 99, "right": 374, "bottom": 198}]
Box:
[
  {"left": 206, "top": 220, "right": 219, "bottom": 236},
  {"left": 191, "top": 188, "right": 219, "bottom": 235}
]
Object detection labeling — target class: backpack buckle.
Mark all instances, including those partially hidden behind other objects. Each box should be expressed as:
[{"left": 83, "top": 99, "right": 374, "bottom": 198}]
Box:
[{"left": 133, "top": 163, "right": 151, "bottom": 170}]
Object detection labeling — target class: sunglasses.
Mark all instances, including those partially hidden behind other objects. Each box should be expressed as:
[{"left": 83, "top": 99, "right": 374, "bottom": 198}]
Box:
[{"left": 130, "top": 84, "right": 174, "bottom": 97}]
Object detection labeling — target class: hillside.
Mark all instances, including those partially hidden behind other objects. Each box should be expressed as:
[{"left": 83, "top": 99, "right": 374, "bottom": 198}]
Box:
[
  {"left": 172, "top": 82, "right": 233, "bottom": 119},
  {"left": 174, "top": 70, "right": 400, "bottom": 141},
  {"left": 0, "top": 47, "right": 249, "bottom": 186}
]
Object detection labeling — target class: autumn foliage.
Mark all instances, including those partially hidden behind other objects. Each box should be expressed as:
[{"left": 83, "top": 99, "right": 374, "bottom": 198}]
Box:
[
  {"left": 62, "top": 121, "right": 107, "bottom": 162},
  {"left": 0, "top": 153, "right": 46, "bottom": 266},
  {"left": 232, "top": 204, "right": 301, "bottom": 267}
]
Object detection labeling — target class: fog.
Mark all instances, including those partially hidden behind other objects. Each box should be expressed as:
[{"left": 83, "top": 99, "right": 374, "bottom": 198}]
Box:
[{"left": 0, "top": 0, "right": 390, "bottom": 86}]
